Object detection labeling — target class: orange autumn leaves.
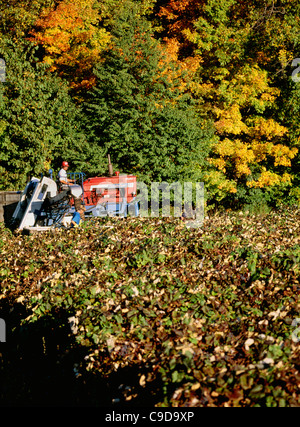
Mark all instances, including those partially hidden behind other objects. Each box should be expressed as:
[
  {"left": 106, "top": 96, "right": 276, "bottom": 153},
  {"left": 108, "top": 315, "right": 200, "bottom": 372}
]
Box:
[
  {"left": 28, "top": 0, "right": 197, "bottom": 97},
  {"left": 29, "top": 0, "right": 111, "bottom": 94}
]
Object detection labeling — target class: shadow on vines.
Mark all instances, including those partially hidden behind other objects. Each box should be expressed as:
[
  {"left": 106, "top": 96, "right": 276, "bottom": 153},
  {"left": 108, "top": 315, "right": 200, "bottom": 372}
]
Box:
[{"left": 0, "top": 300, "right": 164, "bottom": 407}]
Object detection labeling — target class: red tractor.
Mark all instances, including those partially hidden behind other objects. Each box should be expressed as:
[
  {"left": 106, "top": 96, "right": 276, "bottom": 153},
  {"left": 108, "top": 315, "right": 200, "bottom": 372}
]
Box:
[{"left": 81, "top": 155, "right": 138, "bottom": 217}]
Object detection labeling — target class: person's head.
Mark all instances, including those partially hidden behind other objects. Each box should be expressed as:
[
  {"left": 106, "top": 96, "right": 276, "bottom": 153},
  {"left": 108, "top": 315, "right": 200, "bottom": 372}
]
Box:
[
  {"left": 78, "top": 205, "right": 85, "bottom": 213},
  {"left": 62, "top": 161, "right": 69, "bottom": 170}
]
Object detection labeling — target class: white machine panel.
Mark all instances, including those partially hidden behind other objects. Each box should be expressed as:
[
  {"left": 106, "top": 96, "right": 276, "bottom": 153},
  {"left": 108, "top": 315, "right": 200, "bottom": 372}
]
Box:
[{"left": 18, "top": 177, "right": 58, "bottom": 230}]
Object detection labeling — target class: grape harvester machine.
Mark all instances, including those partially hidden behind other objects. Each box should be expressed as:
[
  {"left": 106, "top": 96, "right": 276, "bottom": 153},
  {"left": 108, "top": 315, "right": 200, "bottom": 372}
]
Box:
[{"left": 11, "top": 155, "right": 139, "bottom": 233}]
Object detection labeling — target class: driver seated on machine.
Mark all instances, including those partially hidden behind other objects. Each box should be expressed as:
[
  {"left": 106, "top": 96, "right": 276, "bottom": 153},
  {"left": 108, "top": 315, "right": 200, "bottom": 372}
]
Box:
[{"left": 57, "top": 161, "right": 74, "bottom": 191}]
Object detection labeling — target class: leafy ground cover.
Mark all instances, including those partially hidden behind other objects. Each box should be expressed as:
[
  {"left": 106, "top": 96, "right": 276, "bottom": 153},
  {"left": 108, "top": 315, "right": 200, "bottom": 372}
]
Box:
[{"left": 1, "top": 207, "right": 300, "bottom": 406}]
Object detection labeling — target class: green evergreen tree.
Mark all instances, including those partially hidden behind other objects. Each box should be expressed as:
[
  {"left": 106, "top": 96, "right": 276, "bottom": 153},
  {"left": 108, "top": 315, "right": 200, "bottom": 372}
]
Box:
[{"left": 83, "top": 1, "right": 213, "bottom": 184}]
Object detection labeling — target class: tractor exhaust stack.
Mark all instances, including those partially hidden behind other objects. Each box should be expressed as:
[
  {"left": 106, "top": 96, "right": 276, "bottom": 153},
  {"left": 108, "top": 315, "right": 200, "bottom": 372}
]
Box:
[{"left": 108, "top": 154, "right": 113, "bottom": 177}]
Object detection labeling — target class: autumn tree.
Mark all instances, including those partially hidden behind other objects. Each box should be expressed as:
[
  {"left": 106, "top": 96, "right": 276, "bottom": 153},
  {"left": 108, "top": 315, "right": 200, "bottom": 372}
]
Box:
[
  {"left": 154, "top": 0, "right": 300, "bottom": 208},
  {"left": 28, "top": 0, "right": 112, "bottom": 99}
]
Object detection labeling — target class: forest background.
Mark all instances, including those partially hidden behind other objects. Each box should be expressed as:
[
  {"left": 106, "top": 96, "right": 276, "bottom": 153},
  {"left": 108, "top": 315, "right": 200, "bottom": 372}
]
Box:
[{"left": 0, "top": 0, "right": 300, "bottom": 212}]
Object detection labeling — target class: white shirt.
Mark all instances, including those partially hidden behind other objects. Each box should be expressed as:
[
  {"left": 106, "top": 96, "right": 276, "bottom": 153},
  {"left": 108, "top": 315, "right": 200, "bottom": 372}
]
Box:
[{"left": 58, "top": 168, "right": 68, "bottom": 184}]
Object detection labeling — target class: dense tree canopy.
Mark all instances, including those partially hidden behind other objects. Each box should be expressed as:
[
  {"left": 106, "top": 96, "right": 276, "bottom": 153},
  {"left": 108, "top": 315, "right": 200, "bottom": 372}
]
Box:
[{"left": 0, "top": 0, "right": 299, "bottom": 209}]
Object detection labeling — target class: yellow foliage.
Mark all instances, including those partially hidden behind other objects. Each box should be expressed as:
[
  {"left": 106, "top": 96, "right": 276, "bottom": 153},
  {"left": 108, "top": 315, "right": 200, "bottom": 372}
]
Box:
[
  {"left": 213, "top": 138, "right": 236, "bottom": 157},
  {"left": 201, "top": 63, "right": 297, "bottom": 194},
  {"left": 251, "top": 141, "right": 271, "bottom": 162},
  {"left": 272, "top": 144, "right": 298, "bottom": 167},
  {"left": 251, "top": 141, "right": 298, "bottom": 167},
  {"left": 235, "top": 162, "right": 251, "bottom": 177},
  {"left": 211, "top": 139, "right": 255, "bottom": 177},
  {"left": 214, "top": 104, "right": 248, "bottom": 135},
  {"left": 209, "top": 158, "right": 227, "bottom": 173},
  {"left": 247, "top": 117, "right": 287, "bottom": 140},
  {"left": 216, "top": 65, "right": 280, "bottom": 110},
  {"left": 247, "top": 170, "right": 292, "bottom": 189},
  {"left": 278, "top": 48, "right": 294, "bottom": 69}
]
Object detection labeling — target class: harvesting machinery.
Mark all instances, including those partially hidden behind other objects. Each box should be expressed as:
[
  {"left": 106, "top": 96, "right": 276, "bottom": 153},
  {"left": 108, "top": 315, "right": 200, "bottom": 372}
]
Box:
[{"left": 11, "top": 155, "right": 139, "bottom": 233}]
